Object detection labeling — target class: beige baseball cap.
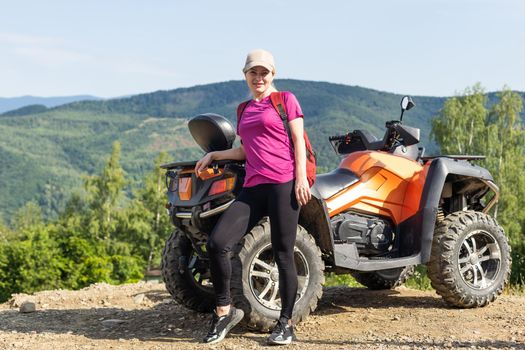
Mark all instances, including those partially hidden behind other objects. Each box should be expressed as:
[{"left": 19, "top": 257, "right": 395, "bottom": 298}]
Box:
[{"left": 242, "top": 49, "right": 275, "bottom": 74}]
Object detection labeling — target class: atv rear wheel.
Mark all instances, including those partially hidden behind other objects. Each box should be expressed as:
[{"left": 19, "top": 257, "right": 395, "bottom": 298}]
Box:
[
  {"left": 231, "top": 219, "right": 325, "bottom": 331},
  {"left": 351, "top": 266, "right": 415, "bottom": 290},
  {"left": 427, "top": 211, "right": 511, "bottom": 308},
  {"left": 161, "top": 229, "right": 215, "bottom": 312}
]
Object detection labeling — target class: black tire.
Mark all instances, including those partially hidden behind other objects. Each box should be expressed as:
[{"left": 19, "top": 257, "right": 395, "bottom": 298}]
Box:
[
  {"left": 427, "top": 211, "right": 511, "bottom": 308},
  {"left": 231, "top": 219, "right": 325, "bottom": 331},
  {"left": 161, "top": 229, "right": 215, "bottom": 312},
  {"left": 351, "top": 266, "right": 415, "bottom": 290}
]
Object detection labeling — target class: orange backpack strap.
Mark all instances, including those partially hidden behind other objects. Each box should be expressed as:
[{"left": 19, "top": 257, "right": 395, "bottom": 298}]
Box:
[
  {"left": 271, "top": 92, "right": 316, "bottom": 177},
  {"left": 270, "top": 92, "right": 287, "bottom": 121},
  {"left": 271, "top": 92, "right": 316, "bottom": 187},
  {"left": 236, "top": 100, "right": 250, "bottom": 138},
  {"left": 270, "top": 92, "right": 294, "bottom": 146}
]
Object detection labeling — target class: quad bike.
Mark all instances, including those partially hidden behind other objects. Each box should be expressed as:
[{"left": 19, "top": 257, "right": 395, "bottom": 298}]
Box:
[{"left": 160, "top": 96, "right": 511, "bottom": 330}]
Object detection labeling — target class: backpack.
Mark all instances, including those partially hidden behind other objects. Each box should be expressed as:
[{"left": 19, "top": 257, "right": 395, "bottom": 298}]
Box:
[{"left": 236, "top": 91, "right": 316, "bottom": 187}]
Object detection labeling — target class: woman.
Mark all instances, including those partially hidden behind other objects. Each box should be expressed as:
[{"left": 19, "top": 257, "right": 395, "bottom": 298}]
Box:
[{"left": 195, "top": 48, "right": 311, "bottom": 345}]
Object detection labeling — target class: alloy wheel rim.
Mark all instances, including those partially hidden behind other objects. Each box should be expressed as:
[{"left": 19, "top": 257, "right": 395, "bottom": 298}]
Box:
[
  {"left": 457, "top": 229, "right": 502, "bottom": 290},
  {"left": 248, "top": 243, "right": 310, "bottom": 311}
]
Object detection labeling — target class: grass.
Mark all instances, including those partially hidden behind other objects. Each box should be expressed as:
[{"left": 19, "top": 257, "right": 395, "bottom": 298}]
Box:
[
  {"left": 324, "top": 265, "right": 525, "bottom": 296},
  {"left": 404, "top": 265, "right": 433, "bottom": 290},
  {"left": 324, "top": 265, "right": 433, "bottom": 291},
  {"left": 504, "top": 283, "right": 525, "bottom": 295},
  {"left": 323, "top": 265, "right": 434, "bottom": 290},
  {"left": 323, "top": 272, "right": 363, "bottom": 288}
]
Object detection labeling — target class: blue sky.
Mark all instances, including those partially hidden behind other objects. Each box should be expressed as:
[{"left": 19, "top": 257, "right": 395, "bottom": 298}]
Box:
[{"left": 1, "top": 0, "right": 524, "bottom": 98}]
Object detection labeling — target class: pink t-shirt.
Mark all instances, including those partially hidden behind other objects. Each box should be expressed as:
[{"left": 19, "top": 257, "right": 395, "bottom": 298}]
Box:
[{"left": 237, "top": 91, "right": 304, "bottom": 187}]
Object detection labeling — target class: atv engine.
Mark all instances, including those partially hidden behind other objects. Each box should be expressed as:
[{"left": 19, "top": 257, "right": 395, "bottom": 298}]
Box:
[{"left": 331, "top": 212, "right": 394, "bottom": 256}]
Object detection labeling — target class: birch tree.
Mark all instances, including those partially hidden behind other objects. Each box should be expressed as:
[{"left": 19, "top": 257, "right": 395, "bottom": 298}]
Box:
[{"left": 432, "top": 85, "right": 525, "bottom": 284}]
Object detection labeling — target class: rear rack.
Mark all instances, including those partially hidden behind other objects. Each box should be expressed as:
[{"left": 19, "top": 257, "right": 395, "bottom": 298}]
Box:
[
  {"left": 160, "top": 159, "right": 244, "bottom": 169},
  {"left": 420, "top": 155, "right": 486, "bottom": 162},
  {"left": 174, "top": 199, "right": 236, "bottom": 219}
]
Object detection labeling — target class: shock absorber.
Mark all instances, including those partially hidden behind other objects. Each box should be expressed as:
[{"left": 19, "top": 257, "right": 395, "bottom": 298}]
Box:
[{"left": 437, "top": 207, "right": 445, "bottom": 223}]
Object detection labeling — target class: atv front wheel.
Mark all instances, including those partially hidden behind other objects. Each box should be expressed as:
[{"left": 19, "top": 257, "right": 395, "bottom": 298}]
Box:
[
  {"left": 231, "top": 219, "right": 325, "bottom": 331},
  {"left": 161, "top": 229, "right": 215, "bottom": 312},
  {"left": 351, "top": 266, "right": 415, "bottom": 290},
  {"left": 427, "top": 211, "right": 511, "bottom": 308}
]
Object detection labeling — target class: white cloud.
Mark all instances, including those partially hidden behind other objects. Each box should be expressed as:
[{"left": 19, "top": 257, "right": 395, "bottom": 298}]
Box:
[
  {"left": 0, "top": 31, "right": 177, "bottom": 77},
  {"left": 0, "top": 31, "right": 179, "bottom": 95},
  {"left": 0, "top": 32, "right": 92, "bottom": 66}
]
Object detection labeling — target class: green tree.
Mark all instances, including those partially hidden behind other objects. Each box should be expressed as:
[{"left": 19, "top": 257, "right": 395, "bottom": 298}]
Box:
[
  {"left": 0, "top": 214, "right": 9, "bottom": 239},
  {"left": 431, "top": 83, "right": 487, "bottom": 155},
  {"left": 51, "top": 210, "right": 110, "bottom": 289},
  {"left": 486, "top": 88, "right": 525, "bottom": 283},
  {"left": 12, "top": 201, "right": 43, "bottom": 231},
  {"left": 38, "top": 181, "right": 67, "bottom": 219},
  {"left": 431, "top": 85, "right": 525, "bottom": 285},
  {"left": 80, "top": 141, "right": 144, "bottom": 284},
  {"left": 118, "top": 152, "right": 172, "bottom": 271},
  {"left": 0, "top": 143, "right": 150, "bottom": 303},
  {"left": 0, "top": 226, "right": 64, "bottom": 301},
  {"left": 85, "top": 141, "right": 126, "bottom": 240}
]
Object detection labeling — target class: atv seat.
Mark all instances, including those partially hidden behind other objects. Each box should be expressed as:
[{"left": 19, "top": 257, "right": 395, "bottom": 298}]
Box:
[
  {"left": 312, "top": 168, "right": 359, "bottom": 200},
  {"left": 331, "top": 130, "right": 387, "bottom": 154},
  {"left": 355, "top": 129, "right": 386, "bottom": 151}
]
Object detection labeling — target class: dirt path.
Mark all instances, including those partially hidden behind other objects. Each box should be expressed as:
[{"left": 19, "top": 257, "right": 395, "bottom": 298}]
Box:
[{"left": 1, "top": 282, "right": 524, "bottom": 350}]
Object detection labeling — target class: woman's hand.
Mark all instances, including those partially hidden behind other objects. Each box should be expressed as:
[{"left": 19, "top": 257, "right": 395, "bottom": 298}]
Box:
[
  {"left": 295, "top": 176, "right": 311, "bottom": 206},
  {"left": 195, "top": 152, "right": 215, "bottom": 175}
]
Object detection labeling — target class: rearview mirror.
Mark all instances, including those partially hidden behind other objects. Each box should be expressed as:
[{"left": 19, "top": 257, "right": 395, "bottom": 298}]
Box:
[{"left": 401, "top": 96, "right": 415, "bottom": 111}]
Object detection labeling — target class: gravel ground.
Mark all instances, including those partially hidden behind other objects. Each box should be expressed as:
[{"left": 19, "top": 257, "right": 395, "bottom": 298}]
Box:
[{"left": 0, "top": 282, "right": 524, "bottom": 350}]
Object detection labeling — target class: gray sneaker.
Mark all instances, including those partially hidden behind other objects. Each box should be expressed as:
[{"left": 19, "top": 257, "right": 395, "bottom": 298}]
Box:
[
  {"left": 267, "top": 318, "right": 295, "bottom": 345},
  {"left": 202, "top": 307, "right": 244, "bottom": 344}
]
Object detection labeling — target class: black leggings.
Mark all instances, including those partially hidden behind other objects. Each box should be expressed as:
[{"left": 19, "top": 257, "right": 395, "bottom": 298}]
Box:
[{"left": 206, "top": 179, "right": 300, "bottom": 320}]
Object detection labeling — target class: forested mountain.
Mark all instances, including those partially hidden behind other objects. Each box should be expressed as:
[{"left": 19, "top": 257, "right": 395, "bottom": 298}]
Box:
[
  {"left": 1, "top": 104, "right": 49, "bottom": 116},
  {"left": 0, "top": 79, "right": 523, "bottom": 222},
  {"left": 0, "top": 95, "right": 101, "bottom": 114}
]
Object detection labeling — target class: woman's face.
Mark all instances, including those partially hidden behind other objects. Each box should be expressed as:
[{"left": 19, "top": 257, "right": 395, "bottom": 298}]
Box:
[{"left": 244, "top": 66, "right": 274, "bottom": 96}]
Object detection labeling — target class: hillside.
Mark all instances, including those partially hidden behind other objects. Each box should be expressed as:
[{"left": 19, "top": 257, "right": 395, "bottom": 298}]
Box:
[
  {"left": 0, "top": 79, "right": 522, "bottom": 221},
  {"left": 0, "top": 95, "right": 101, "bottom": 114}
]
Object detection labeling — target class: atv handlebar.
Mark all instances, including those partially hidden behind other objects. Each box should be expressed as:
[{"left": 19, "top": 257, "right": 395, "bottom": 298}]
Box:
[
  {"left": 329, "top": 121, "right": 420, "bottom": 156},
  {"left": 329, "top": 134, "right": 350, "bottom": 142},
  {"left": 160, "top": 159, "right": 244, "bottom": 170},
  {"left": 328, "top": 97, "right": 420, "bottom": 156}
]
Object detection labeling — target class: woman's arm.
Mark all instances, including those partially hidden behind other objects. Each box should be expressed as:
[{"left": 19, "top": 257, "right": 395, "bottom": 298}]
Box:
[
  {"left": 289, "top": 118, "right": 311, "bottom": 205},
  {"left": 195, "top": 144, "right": 246, "bottom": 174}
]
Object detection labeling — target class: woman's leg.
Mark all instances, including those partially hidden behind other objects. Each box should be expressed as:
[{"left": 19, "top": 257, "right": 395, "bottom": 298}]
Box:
[
  {"left": 267, "top": 180, "right": 300, "bottom": 320},
  {"left": 206, "top": 187, "right": 266, "bottom": 309},
  {"left": 203, "top": 186, "right": 268, "bottom": 344}
]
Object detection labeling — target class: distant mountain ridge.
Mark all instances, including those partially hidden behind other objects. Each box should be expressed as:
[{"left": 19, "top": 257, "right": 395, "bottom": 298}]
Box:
[
  {"left": 0, "top": 95, "right": 101, "bottom": 114},
  {"left": 0, "top": 79, "right": 523, "bottom": 222}
]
